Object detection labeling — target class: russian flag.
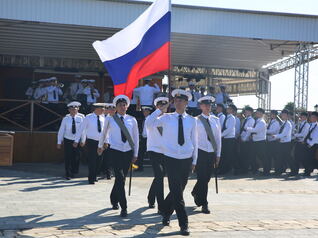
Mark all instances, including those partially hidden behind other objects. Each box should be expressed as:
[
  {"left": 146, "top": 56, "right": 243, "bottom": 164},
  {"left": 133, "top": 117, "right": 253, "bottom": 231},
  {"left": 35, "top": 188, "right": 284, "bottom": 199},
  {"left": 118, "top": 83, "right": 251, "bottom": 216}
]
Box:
[{"left": 93, "top": 0, "right": 171, "bottom": 98}]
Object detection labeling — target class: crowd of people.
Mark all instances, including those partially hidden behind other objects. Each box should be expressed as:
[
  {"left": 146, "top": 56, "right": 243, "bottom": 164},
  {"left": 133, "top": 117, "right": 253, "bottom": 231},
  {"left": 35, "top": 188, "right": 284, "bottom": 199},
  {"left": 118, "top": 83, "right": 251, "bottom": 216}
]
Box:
[{"left": 55, "top": 77, "right": 318, "bottom": 236}]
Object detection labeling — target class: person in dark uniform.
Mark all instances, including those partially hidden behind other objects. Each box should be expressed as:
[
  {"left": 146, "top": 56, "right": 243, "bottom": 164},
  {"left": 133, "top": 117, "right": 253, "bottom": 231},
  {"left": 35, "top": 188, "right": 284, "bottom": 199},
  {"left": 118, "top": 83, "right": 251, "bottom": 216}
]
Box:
[
  {"left": 246, "top": 108, "right": 267, "bottom": 175},
  {"left": 146, "top": 97, "right": 169, "bottom": 213},
  {"left": 218, "top": 104, "right": 236, "bottom": 175},
  {"left": 136, "top": 106, "right": 152, "bottom": 172},
  {"left": 98, "top": 95, "right": 139, "bottom": 217},
  {"left": 303, "top": 112, "right": 318, "bottom": 176},
  {"left": 57, "top": 101, "right": 85, "bottom": 179},
  {"left": 291, "top": 112, "right": 310, "bottom": 176},
  {"left": 272, "top": 109, "right": 292, "bottom": 175},
  {"left": 147, "top": 89, "right": 198, "bottom": 236},
  {"left": 191, "top": 96, "right": 221, "bottom": 214},
  {"left": 73, "top": 103, "right": 106, "bottom": 184}
]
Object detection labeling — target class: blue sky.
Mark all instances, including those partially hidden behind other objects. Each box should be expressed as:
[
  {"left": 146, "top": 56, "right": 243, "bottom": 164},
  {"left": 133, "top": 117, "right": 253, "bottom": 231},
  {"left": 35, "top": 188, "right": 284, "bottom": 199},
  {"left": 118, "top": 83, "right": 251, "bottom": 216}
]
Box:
[{"left": 140, "top": 0, "right": 318, "bottom": 110}]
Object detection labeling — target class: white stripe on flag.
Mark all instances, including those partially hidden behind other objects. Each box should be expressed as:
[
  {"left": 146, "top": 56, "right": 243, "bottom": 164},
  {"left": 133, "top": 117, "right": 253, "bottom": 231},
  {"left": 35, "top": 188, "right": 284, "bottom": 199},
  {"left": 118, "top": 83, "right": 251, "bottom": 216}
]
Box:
[{"left": 93, "top": 0, "right": 170, "bottom": 62}]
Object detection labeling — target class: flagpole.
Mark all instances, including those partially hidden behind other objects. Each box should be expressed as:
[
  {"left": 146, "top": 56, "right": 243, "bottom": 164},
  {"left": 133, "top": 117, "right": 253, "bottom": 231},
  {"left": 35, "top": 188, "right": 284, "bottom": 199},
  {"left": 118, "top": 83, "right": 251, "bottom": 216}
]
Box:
[{"left": 168, "top": 0, "right": 172, "bottom": 109}]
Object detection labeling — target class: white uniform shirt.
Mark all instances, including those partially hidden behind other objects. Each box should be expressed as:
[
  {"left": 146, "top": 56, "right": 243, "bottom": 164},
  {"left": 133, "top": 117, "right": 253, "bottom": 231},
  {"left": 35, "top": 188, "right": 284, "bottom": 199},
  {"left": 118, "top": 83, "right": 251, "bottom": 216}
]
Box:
[
  {"left": 131, "top": 90, "right": 138, "bottom": 105},
  {"left": 221, "top": 114, "right": 236, "bottom": 139},
  {"left": 146, "top": 115, "right": 164, "bottom": 153},
  {"left": 266, "top": 119, "right": 281, "bottom": 141},
  {"left": 134, "top": 84, "right": 160, "bottom": 106},
  {"left": 57, "top": 114, "right": 85, "bottom": 144},
  {"left": 247, "top": 118, "right": 267, "bottom": 142},
  {"left": 187, "top": 90, "right": 200, "bottom": 108},
  {"left": 196, "top": 114, "right": 222, "bottom": 157},
  {"left": 98, "top": 113, "right": 139, "bottom": 157},
  {"left": 306, "top": 122, "right": 318, "bottom": 147},
  {"left": 25, "top": 87, "right": 35, "bottom": 98},
  {"left": 33, "top": 87, "right": 46, "bottom": 100},
  {"left": 275, "top": 120, "right": 292, "bottom": 143},
  {"left": 75, "top": 113, "right": 105, "bottom": 143},
  {"left": 215, "top": 92, "right": 229, "bottom": 105},
  {"left": 82, "top": 87, "right": 100, "bottom": 104},
  {"left": 240, "top": 116, "right": 255, "bottom": 142},
  {"left": 289, "top": 120, "right": 296, "bottom": 140},
  {"left": 295, "top": 121, "right": 310, "bottom": 142},
  {"left": 141, "top": 116, "right": 148, "bottom": 138},
  {"left": 46, "top": 86, "right": 63, "bottom": 103},
  {"left": 69, "top": 82, "right": 83, "bottom": 99},
  {"left": 217, "top": 112, "right": 226, "bottom": 127},
  {"left": 146, "top": 109, "right": 198, "bottom": 165}
]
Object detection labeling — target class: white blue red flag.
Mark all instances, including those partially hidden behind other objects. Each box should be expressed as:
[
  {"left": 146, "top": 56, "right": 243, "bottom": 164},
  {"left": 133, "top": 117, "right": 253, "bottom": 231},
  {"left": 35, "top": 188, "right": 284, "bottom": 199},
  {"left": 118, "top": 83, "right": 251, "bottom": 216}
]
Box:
[{"left": 93, "top": 0, "right": 171, "bottom": 97}]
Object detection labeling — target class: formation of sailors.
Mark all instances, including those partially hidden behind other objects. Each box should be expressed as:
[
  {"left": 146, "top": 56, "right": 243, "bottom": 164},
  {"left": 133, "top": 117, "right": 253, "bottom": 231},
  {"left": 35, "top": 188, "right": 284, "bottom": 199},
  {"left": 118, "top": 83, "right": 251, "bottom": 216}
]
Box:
[{"left": 56, "top": 80, "right": 318, "bottom": 236}]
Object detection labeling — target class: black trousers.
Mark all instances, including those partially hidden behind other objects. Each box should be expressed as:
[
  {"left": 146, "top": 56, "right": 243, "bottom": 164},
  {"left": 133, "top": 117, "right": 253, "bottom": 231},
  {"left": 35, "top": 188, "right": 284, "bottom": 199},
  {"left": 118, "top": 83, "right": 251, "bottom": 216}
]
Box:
[
  {"left": 219, "top": 138, "right": 236, "bottom": 174},
  {"left": 110, "top": 148, "right": 133, "bottom": 210},
  {"left": 86, "top": 139, "right": 102, "bottom": 183},
  {"left": 164, "top": 156, "right": 192, "bottom": 228},
  {"left": 147, "top": 151, "right": 165, "bottom": 211},
  {"left": 99, "top": 147, "right": 112, "bottom": 177},
  {"left": 137, "top": 137, "right": 147, "bottom": 170},
  {"left": 237, "top": 141, "right": 252, "bottom": 174},
  {"left": 275, "top": 142, "right": 291, "bottom": 174},
  {"left": 251, "top": 140, "right": 268, "bottom": 173},
  {"left": 266, "top": 141, "right": 278, "bottom": 173},
  {"left": 293, "top": 142, "right": 307, "bottom": 174},
  {"left": 304, "top": 144, "right": 317, "bottom": 174},
  {"left": 64, "top": 138, "right": 80, "bottom": 177},
  {"left": 192, "top": 149, "right": 215, "bottom": 206}
]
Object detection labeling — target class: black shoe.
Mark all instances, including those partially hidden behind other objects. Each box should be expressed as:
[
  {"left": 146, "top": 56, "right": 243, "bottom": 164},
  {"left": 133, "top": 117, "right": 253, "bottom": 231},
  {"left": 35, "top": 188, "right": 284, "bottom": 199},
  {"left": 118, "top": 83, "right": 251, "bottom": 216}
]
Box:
[
  {"left": 149, "top": 203, "right": 155, "bottom": 209},
  {"left": 95, "top": 178, "right": 98, "bottom": 182},
  {"left": 288, "top": 172, "right": 298, "bottom": 176},
  {"left": 88, "top": 181, "right": 95, "bottom": 184},
  {"left": 180, "top": 227, "right": 190, "bottom": 236},
  {"left": 112, "top": 204, "right": 119, "bottom": 210},
  {"left": 65, "top": 176, "right": 71, "bottom": 180},
  {"left": 120, "top": 209, "right": 128, "bottom": 217},
  {"left": 303, "top": 172, "right": 311, "bottom": 177},
  {"left": 106, "top": 175, "right": 112, "bottom": 180},
  {"left": 201, "top": 205, "right": 211, "bottom": 214},
  {"left": 162, "top": 216, "right": 170, "bottom": 226}
]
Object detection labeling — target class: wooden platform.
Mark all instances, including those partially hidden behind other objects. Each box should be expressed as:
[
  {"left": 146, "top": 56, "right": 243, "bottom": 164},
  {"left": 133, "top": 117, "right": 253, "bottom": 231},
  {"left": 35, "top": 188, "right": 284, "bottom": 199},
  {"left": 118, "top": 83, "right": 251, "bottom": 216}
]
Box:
[
  {"left": 0, "top": 133, "right": 14, "bottom": 166},
  {"left": 13, "top": 132, "right": 64, "bottom": 163}
]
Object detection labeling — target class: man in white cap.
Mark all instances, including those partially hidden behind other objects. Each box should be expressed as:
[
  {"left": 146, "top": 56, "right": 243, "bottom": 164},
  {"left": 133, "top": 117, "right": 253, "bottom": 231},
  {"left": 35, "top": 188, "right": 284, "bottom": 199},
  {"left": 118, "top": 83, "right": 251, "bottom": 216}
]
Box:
[
  {"left": 46, "top": 77, "right": 63, "bottom": 104},
  {"left": 146, "top": 89, "right": 198, "bottom": 236},
  {"left": 25, "top": 81, "right": 38, "bottom": 100},
  {"left": 133, "top": 77, "right": 160, "bottom": 107},
  {"left": 73, "top": 103, "right": 106, "bottom": 184},
  {"left": 98, "top": 95, "right": 139, "bottom": 218},
  {"left": 215, "top": 85, "right": 230, "bottom": 105},
  {"left": 191, "top": 96, "right": 221, "bottom": 214},
  {"left": 69, "top": 74, "right": 84, "bottom": 100},
  {"left": 82, "top": 79, "right": 100, "bottom": 111},
  {"left": 57, "top": 102, "right": 84, "bottom": 180},
  {"left": 136, "top": 106, "right": 152, "bottom": 172},
  {"left": 146, "top": 97, "right": 169, "bottom": 214},
  {"left": 186, "top": 81, "right": 200, "bottom": 116}
]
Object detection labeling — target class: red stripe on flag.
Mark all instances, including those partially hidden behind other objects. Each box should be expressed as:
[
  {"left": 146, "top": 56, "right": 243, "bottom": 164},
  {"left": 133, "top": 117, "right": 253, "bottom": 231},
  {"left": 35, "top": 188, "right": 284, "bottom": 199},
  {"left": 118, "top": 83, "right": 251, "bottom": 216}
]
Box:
[{"left": 113, "top": 42, "right": 170, "bottom": 98}]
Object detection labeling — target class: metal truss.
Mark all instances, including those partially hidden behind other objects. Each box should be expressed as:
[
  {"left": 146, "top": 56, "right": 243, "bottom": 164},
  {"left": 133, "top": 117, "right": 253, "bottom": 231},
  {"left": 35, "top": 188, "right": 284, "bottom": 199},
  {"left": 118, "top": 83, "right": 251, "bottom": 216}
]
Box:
[
  {"left": 294, "top": 44, "right": 311, "bottom": 111},
  {"left": 256, "top": 71, "right": 271, "bottom": 110},
  {"left": 266, "top": 45, "right": 318, "bottom": 76}
]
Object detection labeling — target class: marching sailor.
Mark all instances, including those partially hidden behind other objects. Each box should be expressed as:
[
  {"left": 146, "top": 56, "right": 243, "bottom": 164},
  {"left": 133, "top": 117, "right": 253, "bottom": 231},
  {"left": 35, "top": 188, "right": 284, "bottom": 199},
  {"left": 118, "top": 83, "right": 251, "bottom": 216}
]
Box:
[
  {"left": 191, "top": 96, "right": 221, "bottom": 214},
  {"left": 98, "top": 95, "right": 139, "bottom": 217},
  {"left": 146, "top": 89, "right": 198, "bottom": 236},
  {"left": 146, "top": 97, "right": 169, "bottom": 213},
  {"left": 74, "top": 103, "right": 106, "bottom": 184},
  {"left": 57, "top": 101, "right": 84, "bottom": 179}
]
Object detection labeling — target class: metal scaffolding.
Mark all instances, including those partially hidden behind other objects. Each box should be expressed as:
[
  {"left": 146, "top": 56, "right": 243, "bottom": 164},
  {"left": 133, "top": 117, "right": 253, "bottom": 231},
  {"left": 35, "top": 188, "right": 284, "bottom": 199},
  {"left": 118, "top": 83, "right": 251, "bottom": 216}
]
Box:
[{"left": 294, "top": 44, "right": 311, "bottom": 111}]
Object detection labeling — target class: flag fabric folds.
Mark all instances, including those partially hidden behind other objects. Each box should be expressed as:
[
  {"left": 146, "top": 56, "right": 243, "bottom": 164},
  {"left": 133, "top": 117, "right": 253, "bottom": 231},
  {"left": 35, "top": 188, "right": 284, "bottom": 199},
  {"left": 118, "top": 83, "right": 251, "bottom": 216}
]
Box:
[{"left": 93, "top": 0, "right": 171, "bottom": 98}]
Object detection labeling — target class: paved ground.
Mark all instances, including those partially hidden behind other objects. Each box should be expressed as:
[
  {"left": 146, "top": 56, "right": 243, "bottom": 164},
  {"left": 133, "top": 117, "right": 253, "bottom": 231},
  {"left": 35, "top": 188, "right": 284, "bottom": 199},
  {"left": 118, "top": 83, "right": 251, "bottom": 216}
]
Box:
[{"left": 1, "top": 163, "right": 318, "bottom": 238}]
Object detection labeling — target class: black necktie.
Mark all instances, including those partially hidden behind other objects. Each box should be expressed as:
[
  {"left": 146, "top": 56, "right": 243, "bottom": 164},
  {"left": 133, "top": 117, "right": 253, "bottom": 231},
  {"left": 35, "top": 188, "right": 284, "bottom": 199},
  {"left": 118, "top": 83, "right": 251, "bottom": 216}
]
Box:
[
  {"left": 279, "top": 122, "right": 286, "bottom": 134},
  {"left": 178, "top": 115, "right": 185, "bottom": 145},
  {"left": 191, "top": 92, "right": 195, "bottom": 102},
  {"left": 206, "top": 118, "right": 211, "bottom": 141},
  {"left": 222, "top": 115, "right": 228, "bottom": 132},
  {"left": 97, "top": 115, "right": 101, "bottom": 132},
  {"left": 120, "top": 116, "right": 127, "bottom": 143},
  {"left": 240, "top": 118, "right": 248, "bottom": 134},
  {"left": 267, "top": 119, "right": 273, "bottom": 129},
  {"left": 72, "top": 117, "right": 76, "bottom": 134},
  {"left": 91, "top": 89, "right": 95, "bottom": 99},
  {"left": 305, "top": 124, "right": 317, "bottom": 142},
  {"left": 298, "top": 122, "right": 306, "bottom": 133},
  {"left": 53, "top": 89, "right": 57, "bottom": 100}
]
